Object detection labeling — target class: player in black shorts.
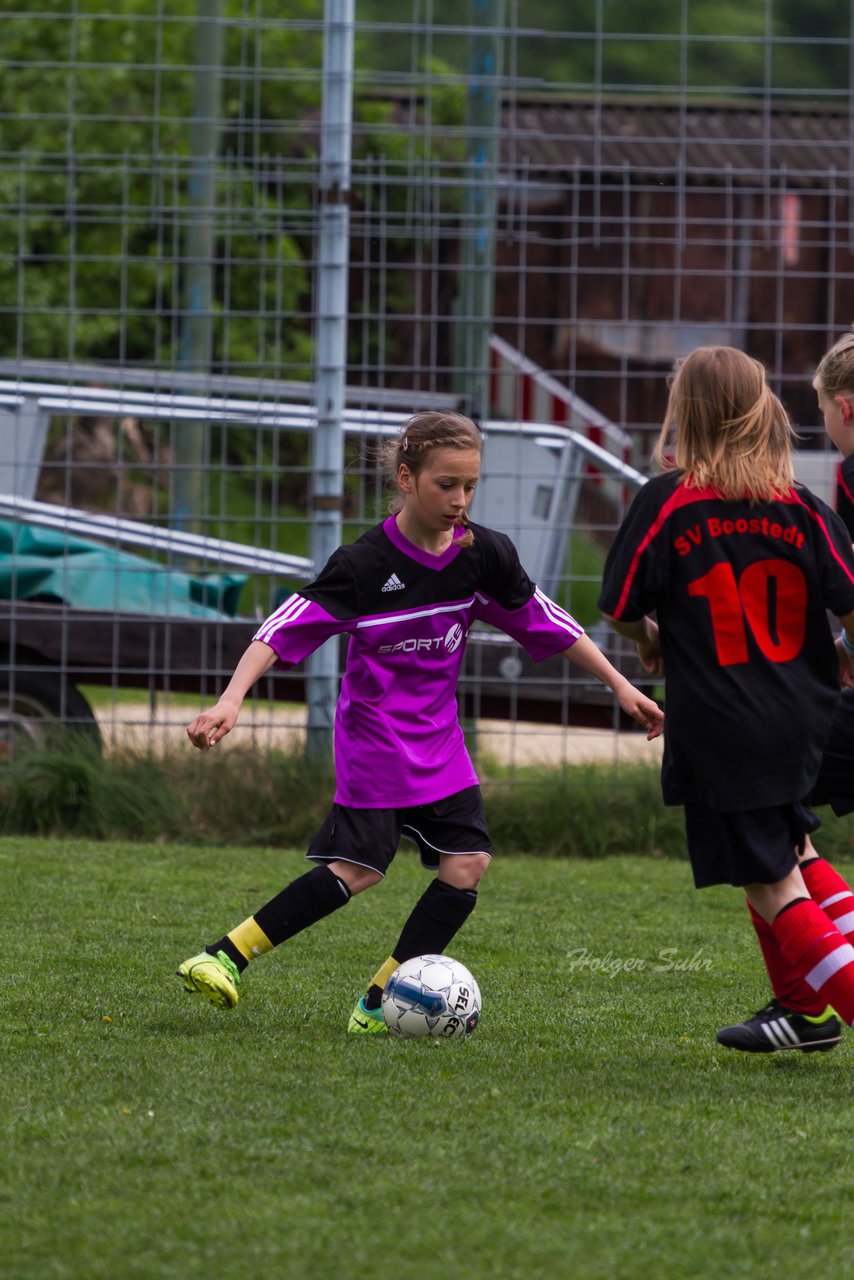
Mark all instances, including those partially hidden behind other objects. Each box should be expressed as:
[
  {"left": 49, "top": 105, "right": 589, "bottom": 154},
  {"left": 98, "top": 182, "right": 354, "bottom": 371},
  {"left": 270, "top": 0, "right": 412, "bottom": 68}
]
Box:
[
  {"left": 717, "top": 330, "right": 854, "bottom": 1050},
  {"left": 598, "top": 345, "right": 854, "bottom": 1054},
  {"left": 178, "top": 411, "right": 663, "bottom": 1032}
]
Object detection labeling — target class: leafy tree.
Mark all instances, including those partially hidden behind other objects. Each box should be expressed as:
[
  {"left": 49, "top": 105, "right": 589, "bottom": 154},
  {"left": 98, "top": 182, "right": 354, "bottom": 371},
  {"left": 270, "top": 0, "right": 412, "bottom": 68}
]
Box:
[
  {"left": 2, "top": 0, "right": 848, "bottom": 381},
  {"left": 0, "top": 0, "right": 318, "bottom": 375},
  {"left": 355, "top": 0, "right": 852, "bottom": 98}
]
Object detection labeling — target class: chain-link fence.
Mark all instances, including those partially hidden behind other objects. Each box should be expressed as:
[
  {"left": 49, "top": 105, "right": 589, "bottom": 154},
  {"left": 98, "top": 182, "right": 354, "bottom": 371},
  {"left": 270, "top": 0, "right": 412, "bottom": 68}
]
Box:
[{"left": 0, "top": 1, "right": 851, "bottom": 769}]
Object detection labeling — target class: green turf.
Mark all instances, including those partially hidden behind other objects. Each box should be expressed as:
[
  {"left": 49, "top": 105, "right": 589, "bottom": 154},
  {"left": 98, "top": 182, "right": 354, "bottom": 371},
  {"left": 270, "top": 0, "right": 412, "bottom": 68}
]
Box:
[{"left": 4, "top": 839, "right": 854, "bottom": 1279}]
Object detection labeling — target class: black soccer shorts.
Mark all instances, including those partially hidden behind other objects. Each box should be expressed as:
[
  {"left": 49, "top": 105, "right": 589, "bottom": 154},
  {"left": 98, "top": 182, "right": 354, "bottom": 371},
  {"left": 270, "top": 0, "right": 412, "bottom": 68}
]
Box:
[
  {"left": 306, "top": 785, "right": 492, "bottom": 876},
  {"left": 684, "top": 800, "right": 819, "bottom": 889}
]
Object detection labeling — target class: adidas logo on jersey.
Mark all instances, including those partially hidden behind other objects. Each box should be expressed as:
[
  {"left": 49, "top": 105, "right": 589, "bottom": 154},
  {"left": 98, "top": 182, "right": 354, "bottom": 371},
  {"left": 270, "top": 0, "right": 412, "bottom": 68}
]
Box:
[{"left": 381, "top": 573, "right": 406, "bottom": 592}]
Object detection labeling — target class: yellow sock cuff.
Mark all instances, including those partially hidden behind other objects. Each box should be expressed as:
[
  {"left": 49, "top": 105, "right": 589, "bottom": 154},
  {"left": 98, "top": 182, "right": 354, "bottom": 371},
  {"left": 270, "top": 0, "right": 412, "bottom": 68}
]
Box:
[
  {"left": 228, "top": 917, "right": 274, "bottom": 962},
  {"left": 370, "top": 955, "right": 400, "bottom": 991}
]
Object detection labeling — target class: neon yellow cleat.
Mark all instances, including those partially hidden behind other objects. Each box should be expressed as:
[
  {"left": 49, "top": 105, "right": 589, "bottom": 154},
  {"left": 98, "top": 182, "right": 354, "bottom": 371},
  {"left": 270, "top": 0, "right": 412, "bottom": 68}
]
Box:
[
  {"left": 347, "top": 997, "right": 388, "bottom": 1035},
  {"left": 177, "top": 950, "right": 240, "bottom": 1010}
]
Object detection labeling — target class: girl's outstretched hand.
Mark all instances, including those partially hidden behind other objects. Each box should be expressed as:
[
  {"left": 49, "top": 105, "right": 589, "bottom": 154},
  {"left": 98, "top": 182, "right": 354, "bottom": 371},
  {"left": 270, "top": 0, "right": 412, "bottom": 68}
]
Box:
[
  {"left": 186, "top": 699, "right": 239, "bottom": 750},
  {"left": 617, "top": 684, "right": 664, "bottom": 740}
]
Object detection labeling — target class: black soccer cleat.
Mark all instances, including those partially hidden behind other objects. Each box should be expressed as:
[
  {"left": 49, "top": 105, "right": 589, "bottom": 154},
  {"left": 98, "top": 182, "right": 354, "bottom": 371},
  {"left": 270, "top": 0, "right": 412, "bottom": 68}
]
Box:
[{"left": 716, "top": 999, "right": 842, "bottom": 1054}]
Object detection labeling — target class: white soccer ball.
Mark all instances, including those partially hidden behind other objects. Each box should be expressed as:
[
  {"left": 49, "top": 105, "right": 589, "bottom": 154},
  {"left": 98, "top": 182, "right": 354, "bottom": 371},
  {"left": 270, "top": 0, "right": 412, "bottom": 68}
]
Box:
[{"left": 381, "top": 953, "right": 481, "bottom": 1040}]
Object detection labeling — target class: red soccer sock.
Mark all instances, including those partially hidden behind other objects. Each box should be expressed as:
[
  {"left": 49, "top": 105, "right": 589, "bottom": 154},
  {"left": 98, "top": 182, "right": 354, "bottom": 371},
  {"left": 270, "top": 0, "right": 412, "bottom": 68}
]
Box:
[
  {"left": 771, "top": 897, "right": 854, "bottom": 1026},
  {"left": 800, "top": 857, "right": 854, "bottom": 939},
  {"left": 747, "top": 900, "right": 825, "bottom": 1015}
]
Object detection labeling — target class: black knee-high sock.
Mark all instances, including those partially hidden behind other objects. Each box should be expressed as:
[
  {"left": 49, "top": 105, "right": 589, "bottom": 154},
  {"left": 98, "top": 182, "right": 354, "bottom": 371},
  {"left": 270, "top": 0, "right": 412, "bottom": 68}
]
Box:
[
  {"left": 392, "top": 879, "right": 478, "bottom": 961},
  {"left": 207, "top": 865, "right": 351, "bottom": 971},
  {"left": 363, "top": 879, "right": 477, "bottom": 1009}
]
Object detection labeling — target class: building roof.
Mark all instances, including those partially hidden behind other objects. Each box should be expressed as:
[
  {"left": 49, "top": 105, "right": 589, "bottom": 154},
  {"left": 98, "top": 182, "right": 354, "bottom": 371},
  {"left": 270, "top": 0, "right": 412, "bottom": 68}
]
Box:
[{"left": 499, "top": 97, "right": 854, "bottom": 186}]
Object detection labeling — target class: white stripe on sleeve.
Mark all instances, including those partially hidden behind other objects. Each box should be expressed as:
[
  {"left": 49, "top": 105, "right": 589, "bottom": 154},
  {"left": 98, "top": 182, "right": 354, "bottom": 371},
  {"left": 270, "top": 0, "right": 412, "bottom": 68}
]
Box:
[
  {"left": 254, "top": 593, "right": 313, "bottom": 644},
  {"left": 533, "top": 587, "right": 584, "bottom": 639}
]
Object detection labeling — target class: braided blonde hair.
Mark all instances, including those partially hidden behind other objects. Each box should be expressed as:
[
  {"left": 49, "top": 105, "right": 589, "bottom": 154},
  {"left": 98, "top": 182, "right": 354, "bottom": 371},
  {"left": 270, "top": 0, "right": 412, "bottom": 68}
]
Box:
[{"left": 383, "top": 411, "right": 483, "bottom": 547}]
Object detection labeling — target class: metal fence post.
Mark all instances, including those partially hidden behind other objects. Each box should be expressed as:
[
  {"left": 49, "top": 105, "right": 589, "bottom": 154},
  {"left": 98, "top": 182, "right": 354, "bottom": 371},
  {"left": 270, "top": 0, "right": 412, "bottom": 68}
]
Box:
[
  {"left": 176, "top": 0, "right": 224, "bottom": 534},
  {"left": 453, "top": 0, "right": 505, "bottom": 419},
  {"left": 306, "top": 0, "right": 354, "bottom": 762}
]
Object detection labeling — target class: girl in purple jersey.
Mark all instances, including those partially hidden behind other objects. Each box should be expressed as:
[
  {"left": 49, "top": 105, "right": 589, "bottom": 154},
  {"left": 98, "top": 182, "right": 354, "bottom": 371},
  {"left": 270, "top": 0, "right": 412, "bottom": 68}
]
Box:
[
  {"left": 177, "top": 411, "right": 663, "bottom": 1030},
  {"left": 599, "top": 345, "right": 854, "bottom": 1055}
]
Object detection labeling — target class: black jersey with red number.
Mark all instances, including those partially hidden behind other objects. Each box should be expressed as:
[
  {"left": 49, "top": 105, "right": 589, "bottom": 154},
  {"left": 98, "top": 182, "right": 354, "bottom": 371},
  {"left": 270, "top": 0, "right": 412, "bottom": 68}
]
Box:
[
  {"left": 838, "top": 455, "right": 854, "bottom": 539},
  {"left": 598, "top": 473, "right": 854, "bottom": 811}
]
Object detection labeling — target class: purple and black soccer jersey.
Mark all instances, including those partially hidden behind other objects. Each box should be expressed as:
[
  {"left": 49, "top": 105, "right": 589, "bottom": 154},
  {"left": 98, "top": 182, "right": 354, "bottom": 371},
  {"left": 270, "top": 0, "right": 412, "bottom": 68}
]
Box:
[
  {"left": 254, "top": 514, "right": 583, "bottom": 808},
  {"left": 598, "top": 474, "right": 854, "bottom": 811}
]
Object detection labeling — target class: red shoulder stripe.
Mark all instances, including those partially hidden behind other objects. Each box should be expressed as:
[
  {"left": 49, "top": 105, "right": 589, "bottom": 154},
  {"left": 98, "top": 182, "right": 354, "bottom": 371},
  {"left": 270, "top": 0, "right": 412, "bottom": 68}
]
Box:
[
  {"left": 611, "top": 482, "right": 716, "bottom": 619},
  {"left": 787, "top": 488, "right": 854, "bottom": 590}
]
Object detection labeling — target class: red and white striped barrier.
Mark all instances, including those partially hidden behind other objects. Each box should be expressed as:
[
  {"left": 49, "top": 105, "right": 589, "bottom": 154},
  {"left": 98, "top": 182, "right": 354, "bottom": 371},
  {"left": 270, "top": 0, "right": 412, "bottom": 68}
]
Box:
[{"left": 488, "top": 334, "right": 635, "bottom": 509}]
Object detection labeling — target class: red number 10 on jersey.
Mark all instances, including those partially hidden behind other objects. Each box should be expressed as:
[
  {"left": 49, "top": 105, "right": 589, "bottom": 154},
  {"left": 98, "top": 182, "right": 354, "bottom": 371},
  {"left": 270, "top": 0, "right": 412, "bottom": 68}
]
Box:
[{"left": 687, "top": 558, "right": 807, "bottom": 665}]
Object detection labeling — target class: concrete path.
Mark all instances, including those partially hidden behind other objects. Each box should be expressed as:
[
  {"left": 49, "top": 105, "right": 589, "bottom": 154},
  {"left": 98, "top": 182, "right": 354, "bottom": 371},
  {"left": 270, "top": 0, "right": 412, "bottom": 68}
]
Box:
[{"left": 95, "top": 699, "right": 663, "bottom": 767}]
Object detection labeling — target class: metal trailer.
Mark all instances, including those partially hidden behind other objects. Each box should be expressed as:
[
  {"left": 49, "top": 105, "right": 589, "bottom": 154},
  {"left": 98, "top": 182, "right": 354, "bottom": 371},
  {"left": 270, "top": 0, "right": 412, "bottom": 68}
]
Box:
[{"left": 0, "top": 367, "right": 648, "bottom": 751}]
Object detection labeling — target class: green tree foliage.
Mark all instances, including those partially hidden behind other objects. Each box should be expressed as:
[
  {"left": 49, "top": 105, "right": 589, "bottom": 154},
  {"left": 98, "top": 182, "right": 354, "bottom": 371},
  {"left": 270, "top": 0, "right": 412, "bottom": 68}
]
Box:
[
  {"left": 356, "top": 0, "right": 852, "bottom": 98},
  {"left": 2, "top": 0, "right": 848, "bottom": 378},
  {"left": 0, "top": 0, "right": 319, "bottom": 374}
]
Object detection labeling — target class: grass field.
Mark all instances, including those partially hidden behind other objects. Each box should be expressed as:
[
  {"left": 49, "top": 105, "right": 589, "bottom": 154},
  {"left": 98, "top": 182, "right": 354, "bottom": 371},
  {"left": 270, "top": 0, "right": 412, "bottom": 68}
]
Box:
[{"left": 5, "top": 838, "right": 854, "bottom": 1280}]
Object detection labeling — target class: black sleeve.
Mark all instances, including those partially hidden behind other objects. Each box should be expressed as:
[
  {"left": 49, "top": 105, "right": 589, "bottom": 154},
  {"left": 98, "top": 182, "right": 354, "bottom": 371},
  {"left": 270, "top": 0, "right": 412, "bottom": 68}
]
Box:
[
  {"left": 298, "top": 547, "right": 360, "bottom": 620},
  {"left": 476, "top": 526, "right": 536, "bottom": 609},
  {"left": 597, "top": 480, "right": 669, "bottom": 621}
]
